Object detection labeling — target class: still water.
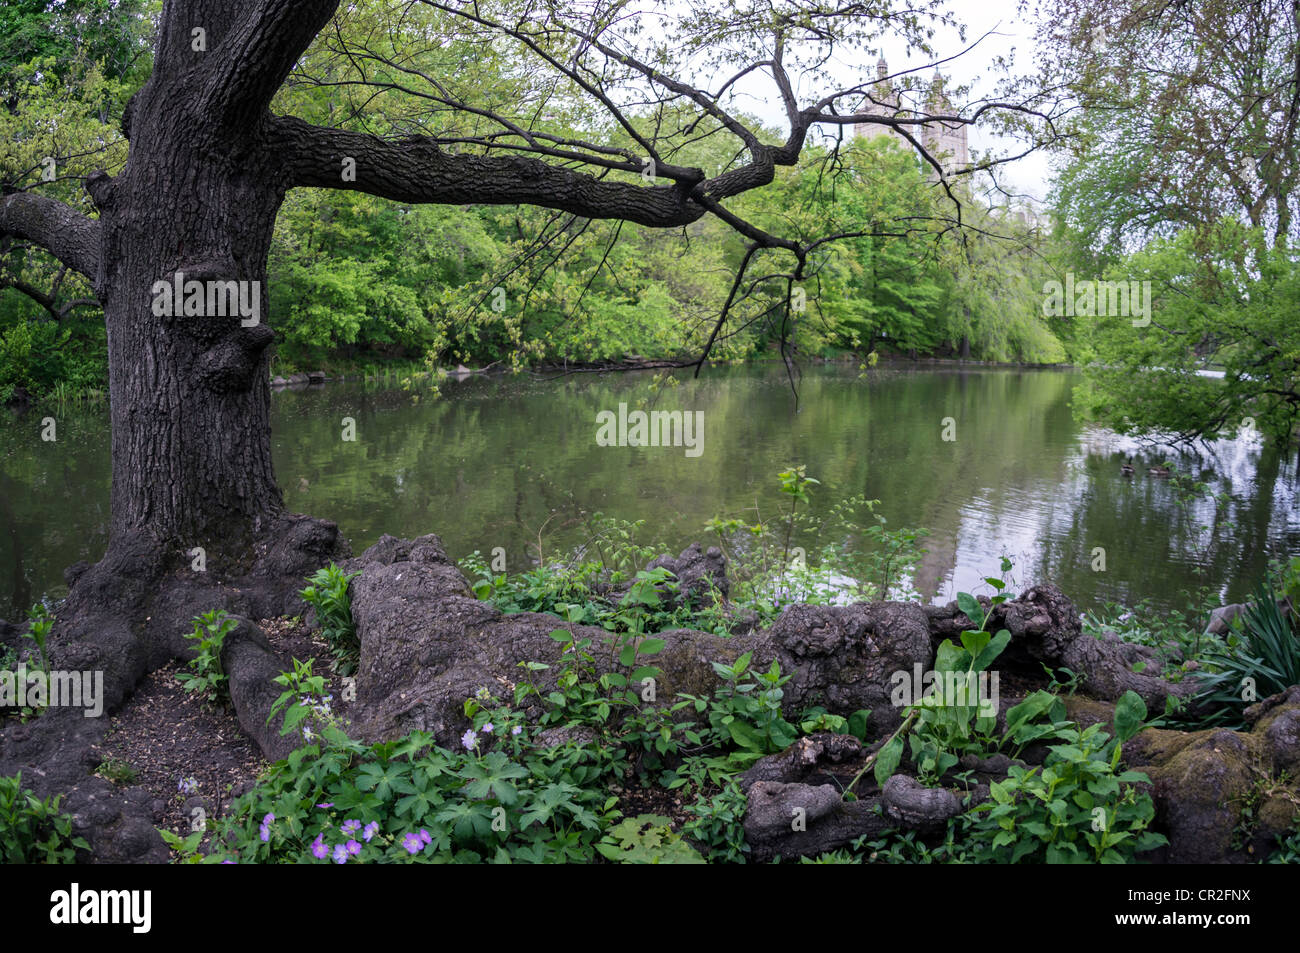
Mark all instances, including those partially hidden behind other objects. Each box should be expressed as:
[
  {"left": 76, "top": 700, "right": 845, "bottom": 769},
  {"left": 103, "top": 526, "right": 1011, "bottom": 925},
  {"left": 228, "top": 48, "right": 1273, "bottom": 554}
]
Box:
[{"left": 2, "top": 363, "right": 1297, "bottom": 620}]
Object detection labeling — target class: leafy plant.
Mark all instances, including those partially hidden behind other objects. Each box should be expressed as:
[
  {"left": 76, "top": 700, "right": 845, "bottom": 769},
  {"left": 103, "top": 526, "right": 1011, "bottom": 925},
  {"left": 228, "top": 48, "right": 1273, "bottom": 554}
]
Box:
[
  {"left": 23, "top": 603, "right": 53, "bottom": 678},
  {"left": 682, "top": 652, "right": 799, "bottom": 767},
  {"left": 300, "top": 564, "right": 362, "bottom": 675},
  {"left": 857, "top": 570, "right": 1015, "bottom": 792},
  {"left": 1267, "top": 815, "right": 1300, "bottom": 864},
  {"left": 680, "top": 782, "right": 750, "bottom": 863},
  {"left": 94, "top": 757, "right": 137, "bottom": 785},
  {"left": 1190, "top": 577, "right": 1300, "bottom": 728},
  {"left": 0, "top": 772, "right": 88, "bottom": 863},
  {"left": 176, "top": 610, "right": 238, "bottom": 705},
  {"left": 159, "top": 828, "right": 207, "bottom": 864},
  {"left": 268, "top": 657, "right": 338, "bottom": 745},
  {"left": 961, "top": 691, "right": 1166, "bottom": 863},
  {"left": 596, "top": 814, "right": 705, "bottom": 864},
  {"left": 216, "top": 688, "right": 622, "bottom": 864},
  {"left": 860, "top": 821, "right": 971, "bottom": 864}
]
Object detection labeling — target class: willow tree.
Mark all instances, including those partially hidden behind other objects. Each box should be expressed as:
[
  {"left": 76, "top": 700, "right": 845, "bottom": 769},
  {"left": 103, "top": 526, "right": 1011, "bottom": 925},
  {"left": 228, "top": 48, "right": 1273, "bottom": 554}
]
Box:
[{"left": 0, "top": 0, "right": 1055, "bottom": 695}]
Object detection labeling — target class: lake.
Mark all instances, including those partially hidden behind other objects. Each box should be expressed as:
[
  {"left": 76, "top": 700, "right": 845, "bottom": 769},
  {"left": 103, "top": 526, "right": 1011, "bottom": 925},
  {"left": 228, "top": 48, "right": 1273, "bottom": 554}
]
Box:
[{"left": 2, "top": 363, "right": 1297, "bottom": 620}]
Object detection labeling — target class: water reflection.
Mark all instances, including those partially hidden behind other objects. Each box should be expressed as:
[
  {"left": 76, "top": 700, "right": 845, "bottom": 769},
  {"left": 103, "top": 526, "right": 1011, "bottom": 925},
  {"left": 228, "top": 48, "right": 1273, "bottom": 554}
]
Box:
[{"left": 1, "top": 364, "right": 1296, "bottom": 619}]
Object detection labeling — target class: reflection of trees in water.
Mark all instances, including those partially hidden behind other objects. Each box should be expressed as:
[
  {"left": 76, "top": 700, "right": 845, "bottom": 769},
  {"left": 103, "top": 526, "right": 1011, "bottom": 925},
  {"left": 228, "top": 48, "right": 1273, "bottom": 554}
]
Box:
[
  {"left": 4, "top": 366, "right": 1297, "bottom": 618},
  {"left": 0, "top": 403, "right": 112, "bottom": 617}
]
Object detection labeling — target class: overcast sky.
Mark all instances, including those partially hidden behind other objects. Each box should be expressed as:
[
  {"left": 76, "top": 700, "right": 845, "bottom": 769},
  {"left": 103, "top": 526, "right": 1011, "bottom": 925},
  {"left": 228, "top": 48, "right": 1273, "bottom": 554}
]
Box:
[{"left": 721, "top": 0, "right": 1058, "bottom": 202}]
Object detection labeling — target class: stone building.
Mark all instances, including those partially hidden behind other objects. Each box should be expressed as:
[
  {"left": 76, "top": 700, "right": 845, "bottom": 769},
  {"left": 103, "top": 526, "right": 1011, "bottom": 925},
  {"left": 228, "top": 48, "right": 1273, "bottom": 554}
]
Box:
[{"left": 853, "top": 58, "right": 969, "bottom": 178}]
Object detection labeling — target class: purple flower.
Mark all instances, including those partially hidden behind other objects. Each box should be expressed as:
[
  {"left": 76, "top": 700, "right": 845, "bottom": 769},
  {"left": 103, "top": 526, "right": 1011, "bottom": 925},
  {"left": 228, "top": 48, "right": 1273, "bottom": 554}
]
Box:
[
  {"left": 263, "top": 813, "right": 275, "bottom": 825},
  {"left": 316, "top": 802, "right": 334, "bottom": 809},
  {"left": 402, "top": 833, "right": 423, "bottom": 855},
  {"left": 511, "top": 725, "right": 522, "bottom": 736},
  {"left": 419, "top": 828, "right": 431, "bottom": 846},
  {"left": 332, "top": 843, "right": 348, "bottom": 864},
  {"left": 461, "top": 729, "right": 477, "bottom": 750},
  {"left": 363, "top": 821, "right": 379, "bottom": 842},
  {"left": 482, "top": 722, "right": 494, "bottom": 733},
  {"left": 311, "top": 834, "right": 329, "bottom": 860},
  {"left": 346, "top": 839, "right": 362, "bottom": 856},
  {"left": 341, "top": 819, "right": 361, "bottom": 836},
  {"left": 259, "top": 824, "right": 270, "bottom": 843}
]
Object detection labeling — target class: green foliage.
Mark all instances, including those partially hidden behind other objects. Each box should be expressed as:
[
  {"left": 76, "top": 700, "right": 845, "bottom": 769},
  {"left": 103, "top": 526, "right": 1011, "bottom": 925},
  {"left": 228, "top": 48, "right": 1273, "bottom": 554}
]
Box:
[
  {"left": 682, "top": 652, "right": 800, "bottom": 766},
  {"left": 1189, "top": 578, "right": 1300, "bottom": 729},
  {"left": 596, "top": 814, "right": 705, "bottom": 864},
  {"left": 905, "top": 627, "right": 1011, "bottom": 785},
  {"left": 22, "top": 602, "right": 52, "bottom": 676},
  {"left": 1267, "top": 816, "right": 1300, "bottom": 864},
  {"left": 175, "top": 610, "right": 237, "bottom": 705},
  {"left": 680, "top": 782, "right": 750, "bottom": 863},
  {"left": 216, "top": 666, "right": 626, "bottom": 864},
  {"left": 1072, "top": 222, "right": 1300, "bottom": 445},
  {"left": 708, "top": 472, "right": 929, "bottom": 610},
  {"left": 962, "top": 692, "right": 1166, "bottom": 864},
  {"left": 0, "top": 772, "right": 87, "bottom": 863},
  {"left": 1, "top": 2, "right": 1072, "bottom": 399},
  {"left": 1081, "top": 586, "right": 1221, "bottom": 678},
  {"left": 463, "top": 548, "right": 733, "bottom": 640},
  {"left": 158, "top": 828, "right": 206, "bottom": 864},
  {"left": 866, "top": 566, "right": 1016, "bottom": 790},
  {"left": 268, "top": 657, "right": 338, "bottom": 747},
  {"left": 800, "top": 849, "right": 859, "bottom": 864},
  {"left": 94, "top": 757, "right": 136, "bottom": 785},
  {"left": 299, "top": 564, "right": 361, "bottom": 675},
  {"left": 0, "top": 1, "right": 149, "bottom": 400}
]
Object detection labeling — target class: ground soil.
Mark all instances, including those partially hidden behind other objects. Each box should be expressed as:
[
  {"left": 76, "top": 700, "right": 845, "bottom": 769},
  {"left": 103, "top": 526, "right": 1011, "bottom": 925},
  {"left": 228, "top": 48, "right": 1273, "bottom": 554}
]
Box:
[{"left": 89, "top": 617, "right": 356, "bottom": 843}]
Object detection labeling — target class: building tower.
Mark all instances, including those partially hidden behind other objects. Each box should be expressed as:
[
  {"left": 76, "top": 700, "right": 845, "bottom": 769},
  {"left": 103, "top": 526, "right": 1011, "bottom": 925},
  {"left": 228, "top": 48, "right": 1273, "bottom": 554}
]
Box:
[{"left": 853, "top": 59, "right": 969, "bottom": 178}]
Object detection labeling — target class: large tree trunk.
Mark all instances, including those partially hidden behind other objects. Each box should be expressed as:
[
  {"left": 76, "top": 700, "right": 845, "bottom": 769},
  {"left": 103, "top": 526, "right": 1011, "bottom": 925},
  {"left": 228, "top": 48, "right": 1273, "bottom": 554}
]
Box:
[{"left": 93, "top": 120, "right": 285, "bottom": 564}]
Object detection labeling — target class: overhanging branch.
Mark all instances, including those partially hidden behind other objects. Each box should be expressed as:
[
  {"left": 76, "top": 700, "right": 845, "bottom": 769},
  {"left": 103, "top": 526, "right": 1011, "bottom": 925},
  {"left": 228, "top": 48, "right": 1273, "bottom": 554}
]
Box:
[
  {"left": 268, "top": 116, "right": 710, "bottom": 228},
  {"left": 0, "top": 192, "right": 101, "bottom": 284}
]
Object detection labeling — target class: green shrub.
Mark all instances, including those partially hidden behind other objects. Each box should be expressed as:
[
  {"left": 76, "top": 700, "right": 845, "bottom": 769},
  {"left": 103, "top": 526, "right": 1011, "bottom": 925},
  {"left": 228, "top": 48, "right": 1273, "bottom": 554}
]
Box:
[
  {"left": 1191, "top": 577, "right": 1300, "bottom": 728},
  {"left": 680, "top": 652, "right": 799, "bottom": 767},
  {"left": 176, "top": 610, "right": 237, "bottom": 705},
  {"left": 680, "top": 782, "right": 750, "bottom": 863},
  {"left": 596, "top": 814, "right": 705, "bottom": 864},
  {"left": 0, "top": 772, "right": 87, "bottom": 863},
  {"left": 960, "top": 692, "right": 1167, "bottom": 863},
  {"left": 215, "top": 684, "right": 622, "bottom": 864},
  {"left": 299, "top": 564, "right": 361, "bottom": 675}
]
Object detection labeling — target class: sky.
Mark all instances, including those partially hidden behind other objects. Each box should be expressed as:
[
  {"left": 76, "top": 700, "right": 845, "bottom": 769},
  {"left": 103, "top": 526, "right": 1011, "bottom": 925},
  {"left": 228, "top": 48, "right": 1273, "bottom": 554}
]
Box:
[{"left": 719, "top": 0, "right": 1059, "bottom": 203}]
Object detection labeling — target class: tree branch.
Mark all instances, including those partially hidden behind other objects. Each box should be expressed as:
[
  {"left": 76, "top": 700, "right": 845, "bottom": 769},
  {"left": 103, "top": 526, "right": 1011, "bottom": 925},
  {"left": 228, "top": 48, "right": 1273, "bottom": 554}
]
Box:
[
  {"left": 0, "top": 192, "right": 101, "bottom": 283},
  {"left": 198, "top": 0, "right": 340, "bottom": 128},
  {"left": 268, "top": 116, "right": 710, "bottom": 228}
]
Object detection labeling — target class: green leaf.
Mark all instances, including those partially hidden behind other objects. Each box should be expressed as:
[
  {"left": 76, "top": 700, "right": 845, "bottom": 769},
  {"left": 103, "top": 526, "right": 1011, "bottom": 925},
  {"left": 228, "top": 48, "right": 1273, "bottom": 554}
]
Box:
[
  {"left": 873, "top": 734, "right": 904, "bottom": 788},
  {"left": 971, "top": 629, "right": 1011, "bottom": 673},
  {"left": 1112, "top": 690, "right": 1148, "bottom": 743},
  {"left": 726, "top": 720, "right": 764, "bottom": 752},
  {"left": 957, "top": 592, "right": 983, "bottom": 625}
]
